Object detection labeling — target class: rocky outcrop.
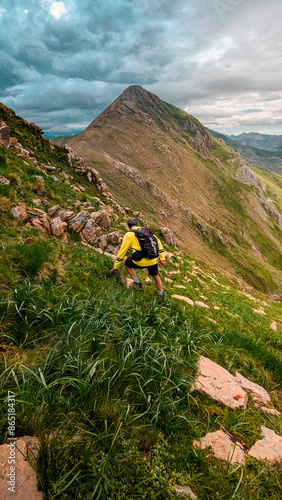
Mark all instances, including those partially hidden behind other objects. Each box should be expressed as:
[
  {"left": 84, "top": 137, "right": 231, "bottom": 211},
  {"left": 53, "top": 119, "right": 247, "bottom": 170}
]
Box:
[
  {"left": 104, "top": 153, "right": 147, "bottom": 188},
  {"left": 193, "top": 430, "right": 245, "bottom": 465}
]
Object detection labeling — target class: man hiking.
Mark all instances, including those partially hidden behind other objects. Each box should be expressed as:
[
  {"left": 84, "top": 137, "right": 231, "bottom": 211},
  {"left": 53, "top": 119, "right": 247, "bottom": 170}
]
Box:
[{"left": 111, "top": 218, "right": 166, "bottom": 296}]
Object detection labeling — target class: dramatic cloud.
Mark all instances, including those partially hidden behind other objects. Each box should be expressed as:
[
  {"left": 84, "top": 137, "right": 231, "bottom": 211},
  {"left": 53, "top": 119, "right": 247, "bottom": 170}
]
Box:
[{"left": 0, "top": 0, "right": 282, "bottom": 136}]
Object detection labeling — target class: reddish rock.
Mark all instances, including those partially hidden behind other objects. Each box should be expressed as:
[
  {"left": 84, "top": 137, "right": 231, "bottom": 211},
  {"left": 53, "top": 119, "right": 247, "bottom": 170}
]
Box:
[
  {"left": 31, "top": 215, "right": 50, "bottom": 235},
  {"left": 48, "top": 205, "right": 60, "bottom": 217},
  {"left": 193, "top": 430, "right": 245, "bottom": 465},
  {"left": 81, "top": 220, "right": 102, "bottom": 245},
  {"left": 11, "top": 203, "right": 27, "bottom": 223},
  {"left": 0, "top": 121, "right": 10, "bottom": 144},
  {"left": 0, "top": 436, "right": 43, "bottom": 499},
  {"left": 90, "top": 210, "right": 111, "bottom": 230},
  {"left": 9, "top": 137, "right": 18, "bottom": 148},
  {"left": 67, "top": 210, "right": 89, "bottom": 232},
  {"left": 50, "top": 217, "right": 67, "bottom": 238},
  {"left": 98, "top": 234, "right": 108, "bottom": 249},
  {"left": 108, "top": 231, "right": 121, "bottom": 245},
  {"left": 192, "top": 356, "right": 248, "bottom": 409}
]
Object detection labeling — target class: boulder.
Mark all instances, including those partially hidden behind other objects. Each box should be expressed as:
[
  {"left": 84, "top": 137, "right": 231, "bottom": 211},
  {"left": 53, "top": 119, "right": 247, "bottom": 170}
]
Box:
[
  {"left": 90, "top": 210, "right": 111, "bottom": 230},
  {"left": 67, "top": 211, "right": 89, "bottom": 232},
  {"left": 0, "top": 436, "right": 43, "bottom": 499},
  {"left": 248, "top": 426, "right": 282, "bottom": 464},
  {"left": 192, "top": 356, "right": 248, "bottom": 409},
  {"left": 81, "top": 220, "right": 102, "bottom": 245},
  {"left": 193, "top": 430, "right": 245, "bottom": 465},
  {"left": 50, "top": 217, "right": 67, "bottom": 238},
  {"left": 11, "top": 203, "right": 27, "bottom": 223}
]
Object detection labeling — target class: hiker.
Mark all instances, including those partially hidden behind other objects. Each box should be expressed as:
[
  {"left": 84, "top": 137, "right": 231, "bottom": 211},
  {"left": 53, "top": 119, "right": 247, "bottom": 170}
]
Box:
[{"left": 111, "top": 218, "right": 166, "bottom": 295}]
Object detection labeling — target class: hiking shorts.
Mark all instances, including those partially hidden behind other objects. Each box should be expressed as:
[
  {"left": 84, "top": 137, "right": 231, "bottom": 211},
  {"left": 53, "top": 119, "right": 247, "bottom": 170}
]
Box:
[{"left": 125, "top": 256, "right": 159, "bottom": 277}]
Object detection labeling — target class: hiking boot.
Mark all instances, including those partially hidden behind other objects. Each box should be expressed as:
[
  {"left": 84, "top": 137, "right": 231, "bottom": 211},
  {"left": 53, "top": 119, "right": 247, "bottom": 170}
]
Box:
[{"left": 129, "top": 281, "right": 143, "bottom": 290}]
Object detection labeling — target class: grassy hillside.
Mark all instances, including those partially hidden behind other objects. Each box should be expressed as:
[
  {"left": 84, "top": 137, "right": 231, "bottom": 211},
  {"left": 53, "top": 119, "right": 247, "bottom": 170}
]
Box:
[{"left": 0, "top": 105, "right": 282, "bottom": 499}]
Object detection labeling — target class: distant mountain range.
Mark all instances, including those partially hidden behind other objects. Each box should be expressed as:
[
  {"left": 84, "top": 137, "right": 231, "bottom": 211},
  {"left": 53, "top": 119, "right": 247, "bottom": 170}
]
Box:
[
  {"left": 229, "top": 132, "right": 282, "bottom": 152},
  {"left": 210, "top": 130, "right": 282, "bottom": 175}
]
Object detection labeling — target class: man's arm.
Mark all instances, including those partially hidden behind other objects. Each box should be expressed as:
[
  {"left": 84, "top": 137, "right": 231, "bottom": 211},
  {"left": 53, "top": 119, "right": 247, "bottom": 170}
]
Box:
[{"left": 113, "top": 232, "right": 134, "bottom": 270}]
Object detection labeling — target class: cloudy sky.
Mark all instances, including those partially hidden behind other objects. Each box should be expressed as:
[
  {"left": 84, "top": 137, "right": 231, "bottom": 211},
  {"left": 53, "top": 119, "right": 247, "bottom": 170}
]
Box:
[{"left": 1, "top": 0, "right": 282, "bottom": 137}]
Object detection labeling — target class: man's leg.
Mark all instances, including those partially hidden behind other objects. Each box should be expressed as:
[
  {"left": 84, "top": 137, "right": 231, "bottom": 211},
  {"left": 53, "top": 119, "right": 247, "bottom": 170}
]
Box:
[
  {"left": 152, "top": 274, "right": 163, "bottom": 291},
  {"left": 124, "top": 262, "right": 137, "bottom": 279}
]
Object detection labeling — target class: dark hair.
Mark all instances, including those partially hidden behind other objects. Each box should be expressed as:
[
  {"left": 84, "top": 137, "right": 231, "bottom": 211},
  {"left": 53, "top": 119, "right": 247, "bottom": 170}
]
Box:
[{"left": 127, "top": 218, "right": 138, "bottom": 228}]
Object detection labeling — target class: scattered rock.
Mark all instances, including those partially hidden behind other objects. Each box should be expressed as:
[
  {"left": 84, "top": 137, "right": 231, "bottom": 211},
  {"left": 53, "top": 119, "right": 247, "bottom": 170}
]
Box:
[
  {"left": 98, "top": 234, "right": 108, "bottom": 249},
  {"left": 270, "top": 321, "right": 278, "bottom": 331},
  {"left": 67, "top": 210, "right": 89, "bottom": 232},
  {"left": 90, "top": 210, "right": 111, "bottom": 230},
  {"left": 32, "top": 199, "right": 41, "bottom": 206},
  {"left": 44, "top": 165, "right": 56, "bottom": 172},
  {"left": 108, "top": 231, "right": 121, "bottom": 245},
  {"left": 52, "top": 176, "right": 59, "bottom": 182},
  {"left": 50, "top": 217, "right": 68, "bottom": 238},
  {"left": 195, "top": 301, "right": 210, "bottom": 308},
  {"left": 81, "top": 220, "right": 102, "bottom": 245},
  {"left": 11, "top": 203, "right": 27, "bottom": 223},
  {"left": 104, "top": 251, "right": 116, "bottom": 260},
  {"left": 174, "top": 285, "right": 186, "bottom": 289},
  {"left": 168, "top": 270, "right": 181, "bottom": 275},
  {"left": 193, "top": 430, "right": 245, "bottom": 465},
  {"left": 0, "top": 176, "right": 10, "bottom": 185},
  {"left": 0, "top": 436, "right": 43, "bottom": 499},
  {"left": 164, "top": 251, "right": 174, "bottom": 262},
  {"left": 248, "top": 426, "right": 282, "bottom": 464},
  {"left": 161, "top": 227, "right": 174, "bottom": 244},
  {"left": 172, "top": 295, "right": 194, "bottom": 306},
  {"left": 48, "top": 205, "right": 60, "bottom": 217},
  {"left": 126, "top": 278, "right": 134, "bottom": 288},
  {"left": 192, "top": 356, "right": 248, "bottom": 409},
  {"left": 0, "top": 121, "right": 10, "bottom": 144},
  {"left": 234, "top": 372, "right": 271, "bottom": 408},
  {"left": 252, "top": 308, "right": 266, "bottom": 315},
  {"left": 175, "top": 485, "right": 197, "bottom": 498},
  {"left": 31, "top": 214, "right": 50, "bottom": 235},
  {"left": 165, "top": 278, "right": 174, "bottom": 283}
]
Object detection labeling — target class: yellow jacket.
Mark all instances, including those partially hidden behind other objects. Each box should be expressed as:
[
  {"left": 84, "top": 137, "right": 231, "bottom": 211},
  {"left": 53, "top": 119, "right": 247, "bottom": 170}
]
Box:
[{"left": 114, "top": 226, "right": 165, "bottom": 269}]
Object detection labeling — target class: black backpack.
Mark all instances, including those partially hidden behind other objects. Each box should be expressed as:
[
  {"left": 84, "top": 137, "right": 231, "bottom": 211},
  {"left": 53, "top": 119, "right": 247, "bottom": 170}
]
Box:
[{"left": 131, "top": 227, "right": 159, "bottom": 260}]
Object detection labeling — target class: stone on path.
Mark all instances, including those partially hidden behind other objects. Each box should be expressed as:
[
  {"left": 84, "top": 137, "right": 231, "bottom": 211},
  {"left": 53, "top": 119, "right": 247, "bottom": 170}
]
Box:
[
  {"left": 248, "top": 426, "right": 282, "bottom": 464},
  {"left": 192, "top": 356, "right": 248, "bottom": 409},
  {"left": 193, "top": 430, "right": 245, "bottom": 465},
  {"left": 172, "top": 295, "right": 194, "bottom": 306},
  {"left": 0, "top": 436, "right": 43, "bottom": 499}
]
